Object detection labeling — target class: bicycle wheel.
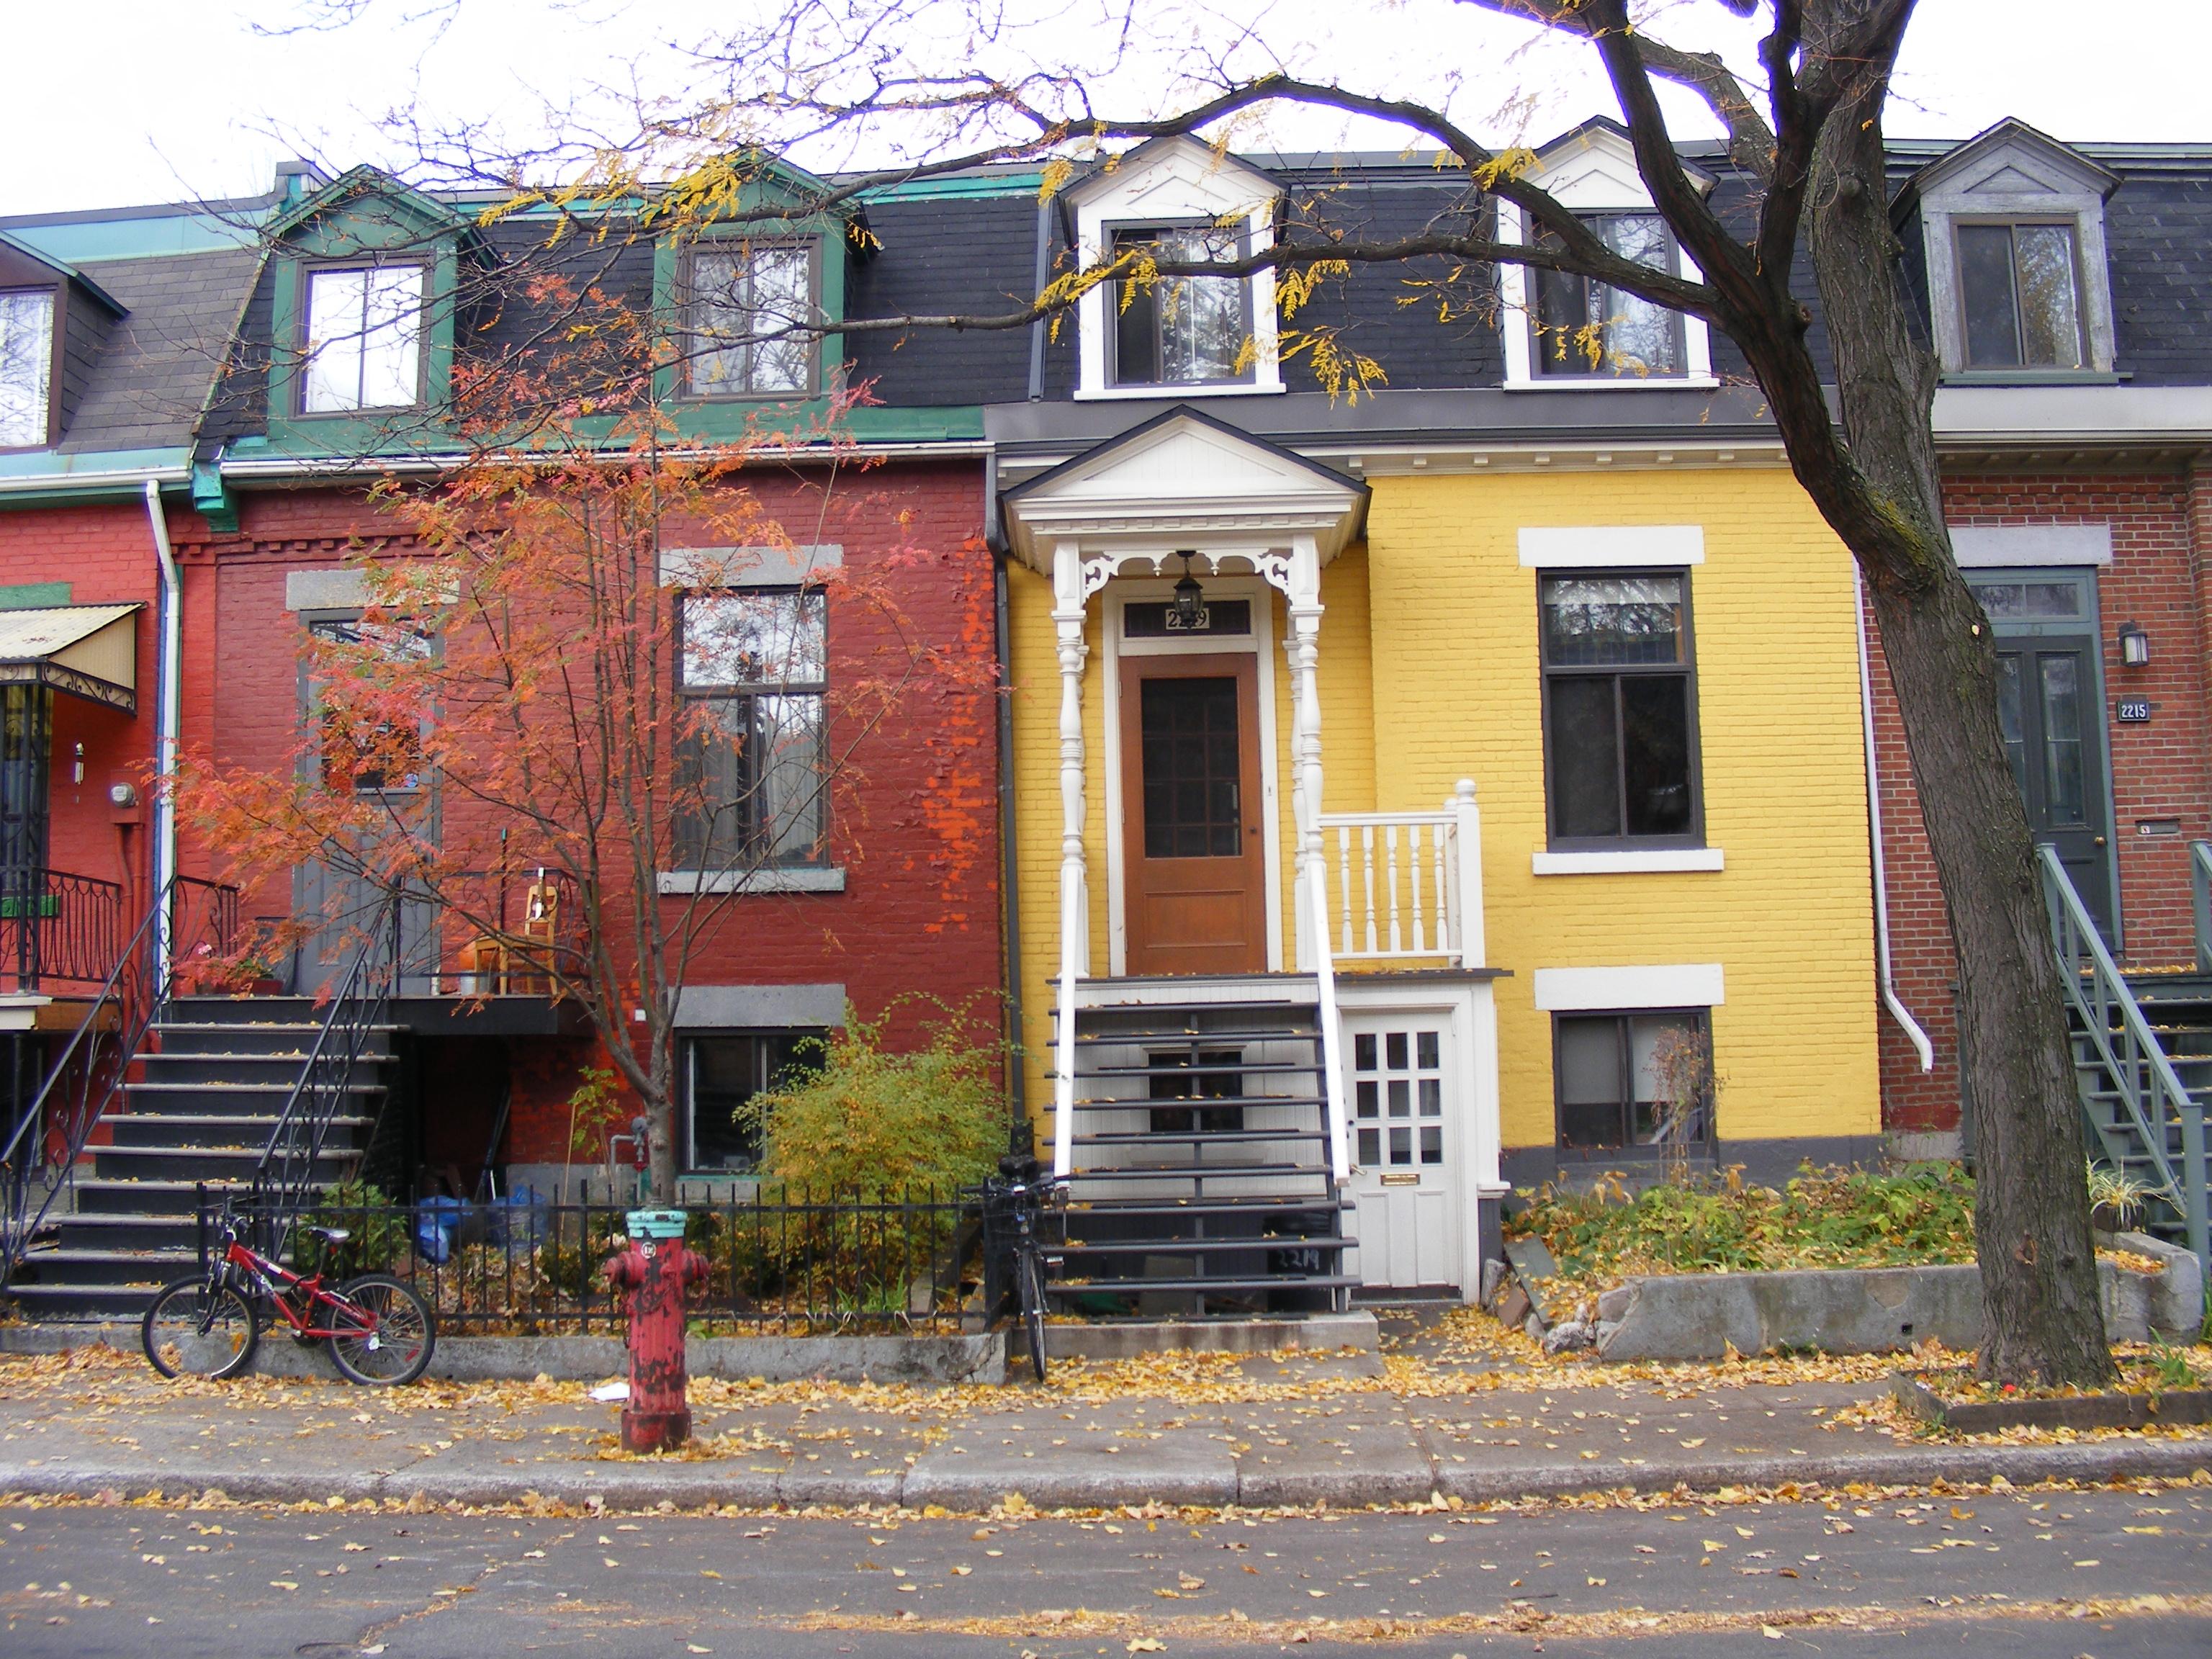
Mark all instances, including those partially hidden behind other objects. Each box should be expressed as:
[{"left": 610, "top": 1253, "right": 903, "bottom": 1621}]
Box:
[
  {"left": 326, "top": 1274, "right": 436, "bottom": 1386},
  {"left": 142, "top": 1277, "right": 259, "bottom": 1381},
  {"left": 1017, "top": 1249, "right": 1049, "bottom": 1383}
]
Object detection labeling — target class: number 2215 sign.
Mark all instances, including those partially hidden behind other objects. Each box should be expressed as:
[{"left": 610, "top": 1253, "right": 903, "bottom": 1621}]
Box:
[{"left": 2117, "top": 698, "right": 2152, "bottom": 723}]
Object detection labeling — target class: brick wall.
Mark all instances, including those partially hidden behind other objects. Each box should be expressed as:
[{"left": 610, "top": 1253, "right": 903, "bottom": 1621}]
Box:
[
  {"left": 162, "top": 462, "right": 999, "bottom": 1164},
  {"left": 1868, "top": 469, "right": 2212, "bottom": 1133}
]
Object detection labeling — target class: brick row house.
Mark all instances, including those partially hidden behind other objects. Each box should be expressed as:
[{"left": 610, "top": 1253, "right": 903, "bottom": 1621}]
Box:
[{"left": 0, "top": 115, "right": 2208, "bottom": 1317}]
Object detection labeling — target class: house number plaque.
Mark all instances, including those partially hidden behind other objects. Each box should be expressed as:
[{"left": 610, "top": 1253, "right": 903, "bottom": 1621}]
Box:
[{"left": 2116, "top": 698, "right": 2152, "bottom": 723}]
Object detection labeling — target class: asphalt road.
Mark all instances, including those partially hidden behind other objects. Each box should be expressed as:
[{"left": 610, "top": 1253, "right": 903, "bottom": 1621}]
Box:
[{"left": 1, "top": 1484, "right": 2206, "bottom": 1658}]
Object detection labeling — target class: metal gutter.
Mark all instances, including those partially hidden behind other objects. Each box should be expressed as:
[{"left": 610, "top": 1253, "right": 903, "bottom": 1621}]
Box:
[
  {"left": 217, "top": 439, "right": 994, "bottom": 481},
  {"left": 0, "top": 460, "right": 191, "bottom": 495},
  {"left": 143, "top": 480, "right": 182, "bottom": 983},
  {"left": 1856, "top": 565, "right": 1935, "bottom": 1075}
]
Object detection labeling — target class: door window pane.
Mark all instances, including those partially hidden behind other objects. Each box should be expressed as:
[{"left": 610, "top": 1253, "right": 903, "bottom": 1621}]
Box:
[
  {"left": 1995, "top": 652, "right": 2030, "bottom": 801},
  {"left": 1140, "top": 676, "right": 1242, "bottom": 858},
  {"left": 2038, "top": 653, "right": 2086, "bottom": 824},
  {"left": 0, "top": 289, "right": 55, "bottom": 446},
  {"left": 1351, "top": 1025, "right": 1446, "bottom": 1169}
]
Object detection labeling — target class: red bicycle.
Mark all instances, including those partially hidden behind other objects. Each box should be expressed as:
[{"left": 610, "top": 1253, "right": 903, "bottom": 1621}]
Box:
[{"left": 141, "top": 1205, "right": 436, "bottom": 1385}]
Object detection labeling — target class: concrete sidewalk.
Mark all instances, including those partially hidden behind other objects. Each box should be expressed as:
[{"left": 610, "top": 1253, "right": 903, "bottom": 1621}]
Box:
[{"left": 4, "top": 1334, "right": 2211, "bottom": 1513}]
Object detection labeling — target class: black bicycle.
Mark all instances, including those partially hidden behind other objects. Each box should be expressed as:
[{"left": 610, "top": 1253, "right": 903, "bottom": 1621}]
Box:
[{"left": 984, "top": 1156, "right": 1064, "bottom": 1382}]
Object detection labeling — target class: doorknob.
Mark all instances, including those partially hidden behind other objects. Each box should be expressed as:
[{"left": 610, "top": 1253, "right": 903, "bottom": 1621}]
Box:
[{"left": 2094, "top": 836, "right": 2108, "bottom": 848}]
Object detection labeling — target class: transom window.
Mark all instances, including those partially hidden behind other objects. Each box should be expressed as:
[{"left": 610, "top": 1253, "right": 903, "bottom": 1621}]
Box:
[
  {"left": 685, "top": 243, "right": 816, "bottom": 397},
  {"left": 1353, "top": 1028, "right": 1444, "bottom": 1169},
  {"left": 1539, "top": 572, "right": 1700, "bottom": 846},
  {"left": 1956, "top": 221, "right": 2084, "bottom": 370},
  {"left": 302, "top": 266, "right": 425, "bottom": 413},
  {"left": 1555, "top": 1010, "right": 1711, "bottom": 1152},
  {"left": 675, "top": 590, "right": 828, "bottom": 868},
  {"left": 1111, "top": 225, "right": 1252, "bottom": 387},
  {"left": 1531, "top": 215, "right": 1683, "bottom": 377},
  {"left": 0, "top": 289, "right": 55, "bottom": 448}
]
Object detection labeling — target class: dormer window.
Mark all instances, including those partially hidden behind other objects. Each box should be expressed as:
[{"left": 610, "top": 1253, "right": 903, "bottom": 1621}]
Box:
[
  {"left": 1110, "top": 225, "right": 1251, "bottom": 387},
  {"left": 1496, "top": 122, "right": 1716, "bottom": 392},
  {"left": 1530, "top": 214, "right": 1684, "bottom": 378},
  {"left": 302, "top": 264, "right": 425, "bottom": 413},
  {"left": 685, "top": 240, "right": 818, "bottom": 398},
  {"left": 1954, "top": 220, "right": 2083, "bottom": 370},
  {"left": 1067, "top": 136, "right": 1285, "bottom": 400},
  {"left": 0, "top": 288, "right": 55, "bottom": 448},
  {"left": 1901, "top": 119, "right": 2118, "bottom": 382}
]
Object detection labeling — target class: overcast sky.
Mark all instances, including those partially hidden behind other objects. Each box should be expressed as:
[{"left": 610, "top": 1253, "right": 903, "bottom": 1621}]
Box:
[{"left": 4, "top": 0, "right": 2206, "bottom": 220}]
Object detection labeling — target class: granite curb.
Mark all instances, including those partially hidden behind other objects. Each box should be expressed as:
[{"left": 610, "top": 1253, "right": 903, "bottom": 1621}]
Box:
[{"left": 6, "top": 1437, "right": 2206, "bottom": 1513}]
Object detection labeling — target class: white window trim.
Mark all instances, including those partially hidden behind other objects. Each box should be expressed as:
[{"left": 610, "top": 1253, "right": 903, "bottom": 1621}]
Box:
[
  {"left": 1518, "top": 525, "right": 1705, "bottom": 568},
  {"left": 1532, "top": 963, "right": 1725, "bottom": 1011},
  {"left": 1070, "top": 138, "right": 1285, "bottom": 400},
  {"left": 1532, "top": 848, "right": 1725, "bottom": 876},
  {"left": 1496, "top": 198, "right": 1716, "bottom": 392},
  {"left": 657, "top": 867, "right": 846, "bottom": 895},
  {"left": 1913, "top": 131, "right": 2119, "bottom": 379}
]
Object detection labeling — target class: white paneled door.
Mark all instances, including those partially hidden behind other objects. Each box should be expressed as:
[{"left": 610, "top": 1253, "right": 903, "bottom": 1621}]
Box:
[{"left": 1344, "top": 1018, "right": 1455, "bottom": 1289}]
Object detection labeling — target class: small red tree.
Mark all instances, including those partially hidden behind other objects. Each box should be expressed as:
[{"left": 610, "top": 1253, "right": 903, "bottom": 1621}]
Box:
[{"left": 180, "top": 300, "right": 995, "bottom": 1201}]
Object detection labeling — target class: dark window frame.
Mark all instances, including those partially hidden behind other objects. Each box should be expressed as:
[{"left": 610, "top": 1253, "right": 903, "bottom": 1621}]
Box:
[
  {"left": 679, "top": 235, "right": 824, "bottom": 402},
  {"left": 1551, "top": 1007, "right": 1714, "bottom": 1157},
  {"left": 682, "top": 1028, "right": 827, "bottom": 1174},
  {"left": 1105, "top": 217, "right": 1257, "bottom": 390},
  {"left": 1949, "top": 216, "right": 2088, "bottom": 373},
  {"left": 0, "top": 283, "right": 60, "bottom": 454},
  {"left": 1537, "top": 567, "right": 1705, "bottom": 850},
  {"left": 294, "top": 258, "right": 432, "bottom": 418},
  {"left": 1528, "top": 212, "right": 1688, "bottom": 380},
  {"left": 672, "top": 585, "right": 832, "bottom": 871}
]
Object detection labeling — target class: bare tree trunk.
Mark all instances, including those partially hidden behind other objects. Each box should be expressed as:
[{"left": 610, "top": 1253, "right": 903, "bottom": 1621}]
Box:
[{"left": 1786, "top": 22, "right": 2111, "bottom": 1385}]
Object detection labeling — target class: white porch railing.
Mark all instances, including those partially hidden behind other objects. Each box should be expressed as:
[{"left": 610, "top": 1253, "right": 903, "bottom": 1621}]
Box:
[{"left": 1318, "top": 781, "right": 1485, "bottom": 968}]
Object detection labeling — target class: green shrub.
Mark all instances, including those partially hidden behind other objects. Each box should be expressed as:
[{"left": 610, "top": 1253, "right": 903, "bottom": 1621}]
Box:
[
  {"left": 747, "top": 1001, "right": 1010, "bottom": 1200},
  {"left": 295, "top": 1179, "right": 408, "bottom": 1279},
  {"left": 1506, "top": 1161, "right": 1978, "bottom": 1283}
]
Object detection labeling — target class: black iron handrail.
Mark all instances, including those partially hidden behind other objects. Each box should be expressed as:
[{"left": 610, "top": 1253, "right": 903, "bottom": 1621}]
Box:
[
  {"left": 0, "top": 874, "right": 238, "bottom": 1284},
  {"left": 252, "top": 885, "right": 401, "bottom": 1259},
  {"left": 0, "top": 866, "right": 125, "bottom": 992}
]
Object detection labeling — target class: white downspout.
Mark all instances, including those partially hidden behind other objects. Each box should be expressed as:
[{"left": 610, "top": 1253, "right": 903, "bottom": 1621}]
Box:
[
  {"left": 144, "top": 479, "right": 181, "bottom": 981},
  {"left": 1855, "top": 565, "right": 1935, "bottom": 1072}
]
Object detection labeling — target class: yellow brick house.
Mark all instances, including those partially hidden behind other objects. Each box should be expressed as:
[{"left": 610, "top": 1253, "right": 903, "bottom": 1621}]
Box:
[{"left": 984, "top": 129, "right": 1881, "bottom": 1310}]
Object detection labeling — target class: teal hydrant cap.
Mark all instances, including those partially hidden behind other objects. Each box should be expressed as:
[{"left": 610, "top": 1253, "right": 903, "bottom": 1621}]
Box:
[{"left": 626, "top": 1208, "right": 689, "bottom": 1239}]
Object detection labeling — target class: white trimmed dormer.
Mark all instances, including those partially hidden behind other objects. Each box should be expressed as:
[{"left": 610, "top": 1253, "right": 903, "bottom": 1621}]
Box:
[
  {"left": 1496, "top": 122, "right": 1716, "bottom": 391},
  {"left": 1066, "top": 136, "right": 1285, "bottom": 401},
  {"left": 1898, "top": 119, "right": 2120, "bottom": 382}
]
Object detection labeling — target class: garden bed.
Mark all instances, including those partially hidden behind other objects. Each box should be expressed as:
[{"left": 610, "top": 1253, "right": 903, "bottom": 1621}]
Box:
[{"left": 1892, "top": 1357, "right": 2212, "bottom": 1433}]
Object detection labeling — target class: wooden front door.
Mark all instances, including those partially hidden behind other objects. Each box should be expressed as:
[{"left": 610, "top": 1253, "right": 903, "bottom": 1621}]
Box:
[{"left": 1119, "top": 652, "right": 1267, "bottom": 976}]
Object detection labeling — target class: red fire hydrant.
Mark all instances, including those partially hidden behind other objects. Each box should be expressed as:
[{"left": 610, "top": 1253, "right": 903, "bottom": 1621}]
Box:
[{"left": 602, "top": 1208, "right": 709, "bottom": 1452}]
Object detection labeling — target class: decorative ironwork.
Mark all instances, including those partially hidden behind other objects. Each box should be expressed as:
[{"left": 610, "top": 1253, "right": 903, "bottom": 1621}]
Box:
[{"left": 0, "top": 867, "right": 125, "bottom": 992}]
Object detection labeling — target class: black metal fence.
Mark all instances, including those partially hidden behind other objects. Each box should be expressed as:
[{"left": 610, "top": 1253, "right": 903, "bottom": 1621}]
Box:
[
  {"left": 0, "top": 866, "right": 122, "bottom": 992},
  {"left": 206, "top": 1184, "right": 986, "bottom": 1336}
]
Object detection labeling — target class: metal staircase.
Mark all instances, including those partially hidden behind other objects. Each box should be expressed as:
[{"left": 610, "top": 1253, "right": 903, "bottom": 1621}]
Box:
[
  {"left": 1049, "top": 974, "right": 1355, "bottom": 1316},
  {"left": 4, "top": 998, "right": 394, "bottom": 1319},
  {"left": 2043, "top": 843, "right": 2212, "bottom": 1279}
]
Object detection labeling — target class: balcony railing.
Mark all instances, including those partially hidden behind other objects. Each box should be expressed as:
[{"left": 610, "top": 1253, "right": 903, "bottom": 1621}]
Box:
[
  {"left": 0, "top": 866, "right": 125, "bottom": 994},
  {"left": 1317, "top": 781, "right": 1485, "bottom": 968}
]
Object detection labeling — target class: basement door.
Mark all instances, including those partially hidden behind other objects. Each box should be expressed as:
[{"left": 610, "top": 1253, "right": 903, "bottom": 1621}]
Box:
[
  {"left": 1118, "top": 652, "right": 1267, "bottom": 977},
  {"left": 1344, "top": 1017, "right": 1455, "bottom": 1290}
]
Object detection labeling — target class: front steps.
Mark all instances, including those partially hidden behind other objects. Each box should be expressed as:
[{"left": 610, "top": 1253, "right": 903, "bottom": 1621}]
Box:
[
  {"left": 5, "top": 997, "right": 391, "bottom": 1321},
  {"left": 1052, "top": 974, "right": 1355, "bottom": 1316},
  {"left": 2071, "top": 966, "right": 2212, "bottom": 1256}
]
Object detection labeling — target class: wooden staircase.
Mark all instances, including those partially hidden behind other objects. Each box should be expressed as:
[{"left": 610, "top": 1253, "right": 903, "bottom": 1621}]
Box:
[
  {"left": 4, "top": 997, "right": 392, "bottom": 1321},
  {"left": 1051, "top": 974, "right": 1354, "bottom": 1316}
]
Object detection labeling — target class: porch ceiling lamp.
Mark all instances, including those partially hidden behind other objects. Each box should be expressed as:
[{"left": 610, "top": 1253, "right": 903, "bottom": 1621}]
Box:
[
  {"left": 1172, "top": 550, "right": 1206, "bottom": 630},
  {"left": 2119, "top": 621, "right": 2151, "bottom": 667}
]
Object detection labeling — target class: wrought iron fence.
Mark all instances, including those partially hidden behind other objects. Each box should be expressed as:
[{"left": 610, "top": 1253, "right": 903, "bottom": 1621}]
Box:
[
  {"left": 0, "top": 866, "right": 125, "bottom": 992},
  {"left": 207, "top": 1182, "right": 985, "bottom": 1336}
]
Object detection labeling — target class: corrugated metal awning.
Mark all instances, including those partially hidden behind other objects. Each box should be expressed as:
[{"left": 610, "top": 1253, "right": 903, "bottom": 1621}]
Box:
[{"left": 0, "top": 603, "right": 141, "bottom": 713}]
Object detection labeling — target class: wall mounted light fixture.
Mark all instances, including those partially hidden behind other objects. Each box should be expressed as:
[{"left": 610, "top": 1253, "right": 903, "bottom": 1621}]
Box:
[{"left": 2119, "top": 621, "right": 2151, "bottom": 667}]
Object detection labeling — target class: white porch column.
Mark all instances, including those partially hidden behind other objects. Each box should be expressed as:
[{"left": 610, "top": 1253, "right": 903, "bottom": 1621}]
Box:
[
  {"left": 1450, "top": 778, "right": 1485, "bottom": 969},
  {"left": 1050, "top": 539, "right": 1089, "bottom": 1178},
  {"left": 1280, "top": 536, "right": 1327, "bottom": 967}
]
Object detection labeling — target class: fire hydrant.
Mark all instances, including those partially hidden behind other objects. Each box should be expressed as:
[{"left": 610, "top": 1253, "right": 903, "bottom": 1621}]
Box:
[{"left": 601, "top": 1208, "right": 708, "bottom": 1452}]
